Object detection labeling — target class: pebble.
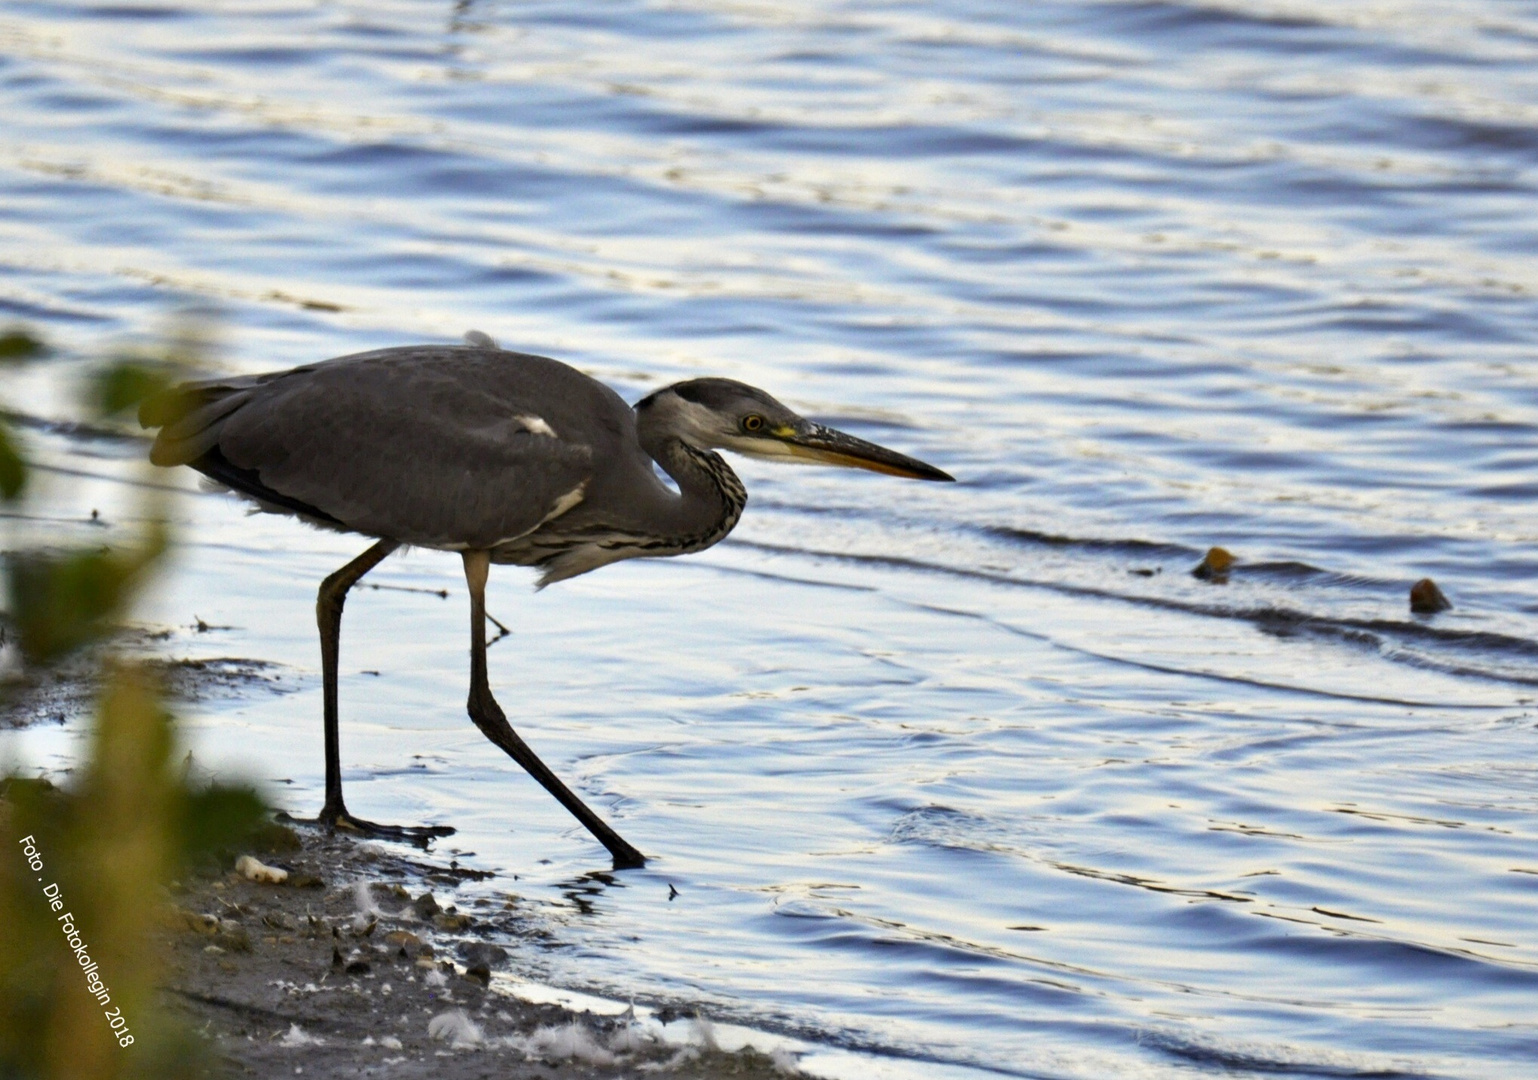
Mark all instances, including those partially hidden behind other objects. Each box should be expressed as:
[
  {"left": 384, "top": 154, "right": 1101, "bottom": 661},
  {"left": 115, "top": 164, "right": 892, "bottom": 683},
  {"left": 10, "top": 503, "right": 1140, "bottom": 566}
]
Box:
[
  {"left": 235, "top": 855, "right": 289, "bottom": 885},
  {"left": 385, "top": 930, "right": 429, "bottom": 959},
  {"left": 175, "top": 908, "right": 219, "bottom": 935},
  {"left": 458, "top": 941, "right": 507, "bottom": 969},
  {"left": 214, "top": 925, "right": 251, "bottom": 953},
  {"left": 1191, "top": 546, "right": 1235, "bottom": 582},
  {"left": 1410, "top": 578, "right": 1452, "bottom": 613}
]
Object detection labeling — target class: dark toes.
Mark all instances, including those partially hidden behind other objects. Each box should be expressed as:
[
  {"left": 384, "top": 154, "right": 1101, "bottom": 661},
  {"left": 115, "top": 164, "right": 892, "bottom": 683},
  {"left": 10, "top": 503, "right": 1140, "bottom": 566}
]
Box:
[{"left": 298, "top": 808, "right": 455, "bottom": 848}]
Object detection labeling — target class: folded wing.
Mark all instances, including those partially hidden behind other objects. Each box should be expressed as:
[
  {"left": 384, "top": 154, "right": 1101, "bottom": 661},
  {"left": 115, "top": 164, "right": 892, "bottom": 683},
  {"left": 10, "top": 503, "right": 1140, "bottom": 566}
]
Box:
[{"left": 141, "top": 346, "right": 619, "bottom": 550}]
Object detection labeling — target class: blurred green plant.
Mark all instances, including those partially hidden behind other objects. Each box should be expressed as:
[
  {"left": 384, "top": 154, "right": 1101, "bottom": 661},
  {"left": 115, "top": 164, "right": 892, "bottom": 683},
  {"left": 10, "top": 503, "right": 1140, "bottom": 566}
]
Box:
[
  {"left": 0, "top": 328, "right": 46, "bottom": 501},
  {"left": 0, "top": 320, "right": 268, "bottom": 1080}
]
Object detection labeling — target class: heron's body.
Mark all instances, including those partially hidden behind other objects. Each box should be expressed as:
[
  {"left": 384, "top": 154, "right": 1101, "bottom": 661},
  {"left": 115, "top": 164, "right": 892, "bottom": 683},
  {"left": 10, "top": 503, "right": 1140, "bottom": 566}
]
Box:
[
  {"left": 147, "top": 344, "right": 745, "bottom": 583},
  {"left": 142, "top": 338, "right": 950, "bottom": 868}
]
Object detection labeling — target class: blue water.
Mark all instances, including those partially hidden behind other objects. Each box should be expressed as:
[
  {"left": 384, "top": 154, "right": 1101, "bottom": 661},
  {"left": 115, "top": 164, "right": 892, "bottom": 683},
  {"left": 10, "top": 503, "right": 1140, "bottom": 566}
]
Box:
[{"left": 3, "top": 1, "right": 1538, "bottom": 1077}]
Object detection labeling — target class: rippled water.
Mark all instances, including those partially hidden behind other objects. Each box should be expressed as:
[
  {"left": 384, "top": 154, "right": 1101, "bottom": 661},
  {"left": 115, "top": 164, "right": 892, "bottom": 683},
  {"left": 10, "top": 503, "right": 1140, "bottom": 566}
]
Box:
[{"left": 4, "top": 1, "right": 1538, "bottom": 1077}]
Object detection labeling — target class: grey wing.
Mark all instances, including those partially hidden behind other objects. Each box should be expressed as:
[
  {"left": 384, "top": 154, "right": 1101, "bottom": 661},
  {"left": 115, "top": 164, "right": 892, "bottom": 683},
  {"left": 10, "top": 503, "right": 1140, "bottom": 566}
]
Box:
[{"left": 143, "top": 347, "right": 616, "bottom": 549}]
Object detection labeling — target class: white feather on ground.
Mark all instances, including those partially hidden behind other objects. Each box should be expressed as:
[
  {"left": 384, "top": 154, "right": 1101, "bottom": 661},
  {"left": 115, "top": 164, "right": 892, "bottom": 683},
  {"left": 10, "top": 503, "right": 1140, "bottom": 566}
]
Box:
[
  {"left": 607, "top": 1020, "right": 649, "bottom": 1054},
  {"left": 518, "top": 1021, "right": 617, "bottom": 1065},
  {"left": 350, "top": 880, "right": 384, "bottom": 931},
  {"left": 277, "top": 1023, "right": 323, "bottom": 1047},
  {"left": 771, "top": 1047, "right": 801, "bottom": 1074},
  {"left": 692, "top": 1013, "right": 721, "bottom": 1052},
  {"left": 427, "top": 1010, "right": 484, "bottom": 1049}
]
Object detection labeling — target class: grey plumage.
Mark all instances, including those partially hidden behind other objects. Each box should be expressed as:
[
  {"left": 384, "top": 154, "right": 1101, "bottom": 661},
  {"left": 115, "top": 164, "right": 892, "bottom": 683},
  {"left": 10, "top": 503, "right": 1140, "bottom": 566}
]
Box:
[{"left": 141, "top": 339, "right": 951, "bottom": 867}]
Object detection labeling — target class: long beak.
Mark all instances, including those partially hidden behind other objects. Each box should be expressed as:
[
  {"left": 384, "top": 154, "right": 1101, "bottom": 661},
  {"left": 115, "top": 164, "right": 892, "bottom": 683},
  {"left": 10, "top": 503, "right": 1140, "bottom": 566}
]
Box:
[{"left": 774, "top": 422, "right": 954, "bottom": 481}]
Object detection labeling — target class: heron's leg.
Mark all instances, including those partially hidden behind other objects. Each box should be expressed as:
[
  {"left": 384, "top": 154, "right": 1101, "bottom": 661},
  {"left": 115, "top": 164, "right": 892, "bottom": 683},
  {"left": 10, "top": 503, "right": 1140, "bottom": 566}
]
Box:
[
  {"left": 462, "top": 550, "right": 646, "bottom": 869},
  {"left": 308, "top": 538, "right": 453, "bottom": 846}
]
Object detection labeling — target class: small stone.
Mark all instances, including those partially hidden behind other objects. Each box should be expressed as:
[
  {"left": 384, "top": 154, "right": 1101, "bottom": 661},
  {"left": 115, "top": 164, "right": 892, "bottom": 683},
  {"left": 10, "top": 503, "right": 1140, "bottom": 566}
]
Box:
[
  {"left": 214, "top": 925, "right": 251, "bottom": 953},
  {"left": 1410, "top": 578, "right": 1452, "bottom": 613},
  {"left": 457, "top": 942, "right": 507, "bottom": 969},
  {"left": 175, "top": 908, "right": 219, "bottom": 936},
  {"left": 412, "top": 893, "right": 440, "bottom": 920},
  {"left": 1192, "top": 546, "right": 1235, "bottom": 582},
  {"left": 263, "top": 911, "right": 295, "bottom": 931},
  {"left": 234, "top": 855, "right": 288, "bottom": 885},
  {"left": 464, "top": 964, "right": 490, "bottom": 986},
  {"left": 385, "top": 930, "right": 426, "bottom": 960},
  {"left": 287, "top": 872, "right": 325, "bottom": 889},
  {"left": 433, "top": 912, "right": 473, "bottom": 932},
  {"left": 345, "top": 958, "right": 371, "bottom": 976}
]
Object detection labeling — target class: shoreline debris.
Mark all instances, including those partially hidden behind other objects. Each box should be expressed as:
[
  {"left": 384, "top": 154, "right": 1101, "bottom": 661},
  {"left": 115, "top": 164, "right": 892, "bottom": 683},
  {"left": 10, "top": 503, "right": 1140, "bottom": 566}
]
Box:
[
  {"left": 235, "top": 854, "right": 288, "bottom": 885},
  {"left": 1191, "top": 546, "right": 1235, "bottom": 583},
  {"left": 1410, "top": 578, "right": 1452, "bottom": 614}
]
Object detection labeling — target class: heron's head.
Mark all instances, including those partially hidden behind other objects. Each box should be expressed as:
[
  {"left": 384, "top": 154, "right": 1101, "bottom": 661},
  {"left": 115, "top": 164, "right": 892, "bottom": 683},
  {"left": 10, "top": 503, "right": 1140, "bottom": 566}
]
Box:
[{"left": 635, "top": 378, "right": 953, "bottom": 482}]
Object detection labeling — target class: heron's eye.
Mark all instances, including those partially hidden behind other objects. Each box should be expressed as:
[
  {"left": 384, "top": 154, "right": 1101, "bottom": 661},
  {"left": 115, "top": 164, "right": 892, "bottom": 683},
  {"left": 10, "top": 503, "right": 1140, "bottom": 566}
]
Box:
[{"left": 742, "top": 414, "right": 765, "bottom": 433}]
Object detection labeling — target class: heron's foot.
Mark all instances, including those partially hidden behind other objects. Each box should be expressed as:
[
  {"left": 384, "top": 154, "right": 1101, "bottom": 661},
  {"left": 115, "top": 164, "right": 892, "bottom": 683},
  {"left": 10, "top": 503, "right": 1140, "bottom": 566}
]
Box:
[
  {"left": 296, "top": 804, "right": 456, "bottom": 848},
  {"left": 610, "top": 847, "right": 647, "bottom": 871}
]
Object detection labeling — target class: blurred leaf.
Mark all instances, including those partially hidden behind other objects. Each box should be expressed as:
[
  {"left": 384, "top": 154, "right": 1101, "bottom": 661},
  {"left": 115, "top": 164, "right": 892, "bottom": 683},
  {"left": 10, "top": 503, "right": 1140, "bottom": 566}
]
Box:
[
  {"left": 89, "top": 358, "right": 177, "bottom": 419},
  {"left": 50, "top": 663, "right": 173, "bottom": 1076},
  {"left": 0, "top": 776, "right": 70, "bottom": 830},
  {"left": 2, "top": 666, "right": 267, "bottom": 1079},
  {"left": 5, "top": 542, "right": 162, "bottom": 663},
  {"left": 2, "top": 317, "right": 229, "bottom": 1080},
  {"left": 0, "top": 327, "right": 47, "bottom": 363},
  {"left": 0, "top": 423, "right": 24, "bottom": 501},
  {"left": 180, "top": 785, "right": 268, "bottom": 862}
]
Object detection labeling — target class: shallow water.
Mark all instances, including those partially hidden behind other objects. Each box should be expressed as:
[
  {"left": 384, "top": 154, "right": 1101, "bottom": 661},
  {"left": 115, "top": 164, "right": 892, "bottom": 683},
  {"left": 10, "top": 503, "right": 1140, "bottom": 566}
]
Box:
[{"left": 3, "top": 1, "right": 1538, "bottom": 1076}]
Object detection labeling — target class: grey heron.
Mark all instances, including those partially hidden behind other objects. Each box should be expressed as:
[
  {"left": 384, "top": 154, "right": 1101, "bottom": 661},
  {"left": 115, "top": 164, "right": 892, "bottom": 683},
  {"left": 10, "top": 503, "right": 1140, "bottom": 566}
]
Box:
[{"left": 140, "top": 336, "right": 952, "bottom": 869}]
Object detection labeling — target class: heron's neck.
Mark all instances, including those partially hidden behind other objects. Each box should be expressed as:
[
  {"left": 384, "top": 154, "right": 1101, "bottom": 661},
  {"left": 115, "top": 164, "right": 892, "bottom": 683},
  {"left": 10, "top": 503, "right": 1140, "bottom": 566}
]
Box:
[{"left": 642, "top": 436, "right": 747, "bottom": 554}]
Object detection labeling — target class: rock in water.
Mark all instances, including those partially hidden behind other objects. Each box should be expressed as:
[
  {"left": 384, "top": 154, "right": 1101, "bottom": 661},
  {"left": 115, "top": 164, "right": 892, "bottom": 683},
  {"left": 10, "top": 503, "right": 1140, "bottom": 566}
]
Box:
[
  {"left": 1192, "top": 546, "right": 1235, "bottom": 582},
  {"left": 1410, "top": 578, "right": 1451, "bottom": 613}
]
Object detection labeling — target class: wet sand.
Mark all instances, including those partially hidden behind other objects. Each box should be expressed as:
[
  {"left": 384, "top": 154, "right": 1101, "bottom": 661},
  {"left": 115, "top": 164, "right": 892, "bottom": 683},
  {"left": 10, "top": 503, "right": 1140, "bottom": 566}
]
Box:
[
  {"left": 163, "top": 824, "right": 795, "bottom": 1079},
  {"left": 4, "top": 636, "right": 798, "bottom": 1079}
]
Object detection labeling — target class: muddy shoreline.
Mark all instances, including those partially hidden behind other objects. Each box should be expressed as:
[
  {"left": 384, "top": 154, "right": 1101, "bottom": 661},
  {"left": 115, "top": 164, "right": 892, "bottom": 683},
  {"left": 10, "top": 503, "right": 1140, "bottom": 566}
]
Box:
[
  {"left": 4, "top": 635, "right": 802, "bottom": 1079},
  {"left": 162, "top": 824, "right": 795, "bottom": 1078}
]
